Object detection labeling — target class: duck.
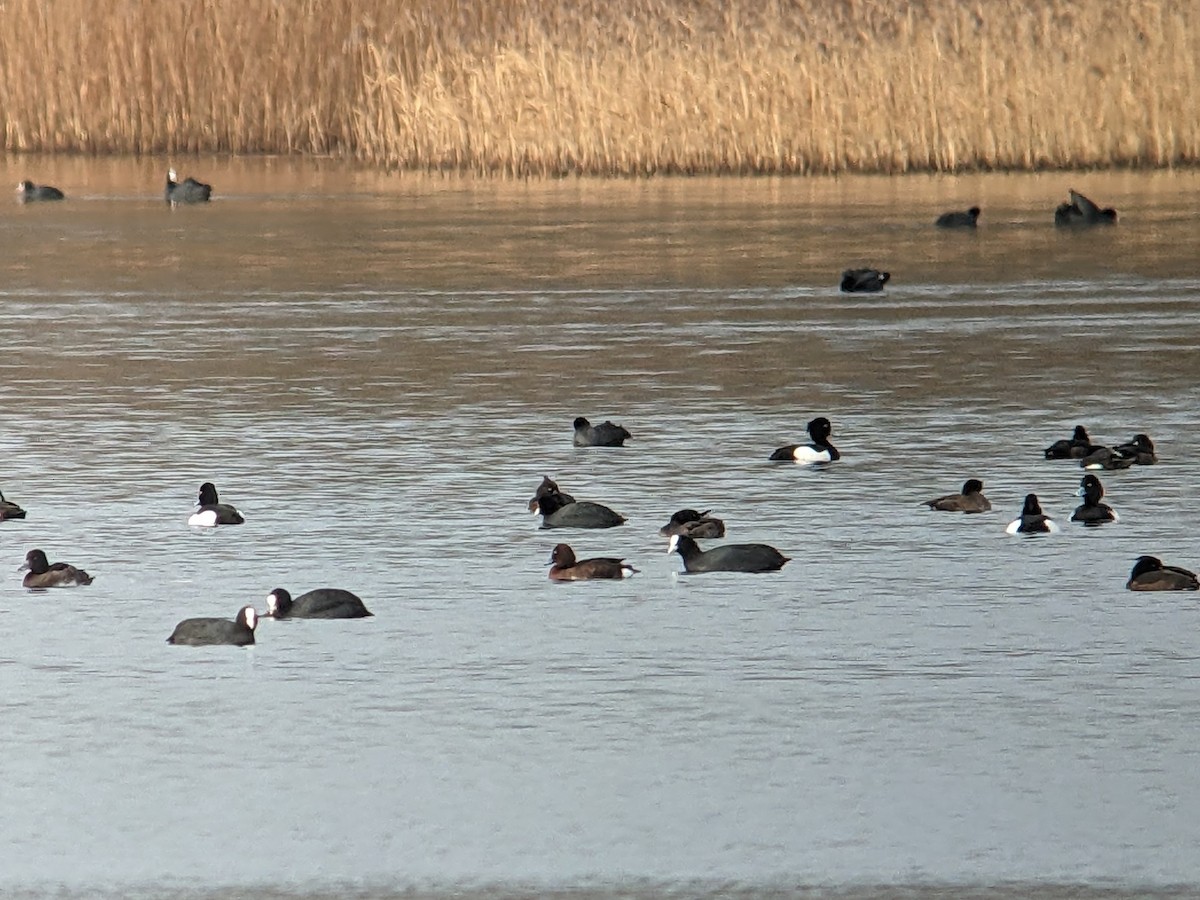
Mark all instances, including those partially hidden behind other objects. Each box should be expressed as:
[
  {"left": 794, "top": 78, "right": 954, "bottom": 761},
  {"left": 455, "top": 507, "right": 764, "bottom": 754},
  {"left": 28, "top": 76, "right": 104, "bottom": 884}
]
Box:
[
  {"left": 935, "top": 206, "right": 980, "bottom": 228},
  {"left": 165, "top": 169, "right": 212, "bottom": 205},
  {"left": 167, "top": 606, "right": 258, "bottom": 645},
  {"left": 20, "top": 549, "right": 94, "bottom": 587},
  {"left": 667, "top": 534, "right": 789, "bottom": 574},
  {"left": 1112, "top": 433, "right": 1157, "bottom": 465},
  {"left": 1054, "top": 189, "right": 1117, "bottom": 227},
  {"left": 573, "top": 416, "right": 631, "bottom": 447},
  {"left": 0, "top": 488, "right": 27, "bottom": 520},
  {"left": 840, "top": 268, "right": 890, "bottom": 293},
  {"left": 1071, "top": 474, "right": 1118, "bottom": 526},
  {"left": 769, "top": 416, "right": 839, "bottom": 464},
  {"left": 188, "top": 482, "right": 245, "bottom": 526},
  {"left": 658, "top": 508, "right": 726, "bottom": 539},
  {"left": 530, "top": 489, "right": 626, "bottom": 529},
  {"left": 17, "top": 180, "right": 65, "bottom": 201},
  {"left": 1126, "top": 556, "right": 1199, "bottom": 592},
  {"left": 527, "top": 475, "right": 576, "bottom": 511},
  {"left": 265, "top": 587, "right": 372, "bottom": 619},
  {"left": 1044, "top": 425, "right": 1096, "bottom": 460},
  {"left": 923, "top": 479, "right": 991, "bottom": 513},
  {"left": 547, "top": 543, "right": 637, "bottom": 581},
  {"left": 1005, "top": 494, "right": 1059, "bottom": 534},
  {"left": 1079, "top": 433, "right": 1156, "bottom": 470}
]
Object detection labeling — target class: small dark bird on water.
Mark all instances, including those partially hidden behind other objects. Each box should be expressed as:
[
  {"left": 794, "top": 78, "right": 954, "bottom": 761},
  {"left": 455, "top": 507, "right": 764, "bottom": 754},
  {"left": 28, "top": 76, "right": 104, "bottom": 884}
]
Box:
[
  {"left": 547, "top": 543, "right": 637, "bottom": 581},
  {"left": 841, "top": 268, "right": 890, "bottom": 292},
  {"left": 573, "top": 416, "right": 631, "bottom": 447},
  {"left": 935, "top": 206, "right": 980, "bottom": 228},
  {"left": 166, "top": 168, "right": 213, "bottom": 205},
  {"left": 923, "top": 479, "right": 991, "bottom": 513},
  {"left": 1054, "top": 189, "right": 1116, "bottom": 227},
  {"left": 17, "top": 180, "right": 65, "bottom": 202}
]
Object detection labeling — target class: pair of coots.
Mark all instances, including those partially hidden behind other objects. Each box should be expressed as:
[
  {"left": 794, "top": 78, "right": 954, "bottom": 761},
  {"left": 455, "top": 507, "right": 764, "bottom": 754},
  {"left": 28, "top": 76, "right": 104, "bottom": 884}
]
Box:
[{"left": 167, "top": 588, "right": 372, "bottom": 645}]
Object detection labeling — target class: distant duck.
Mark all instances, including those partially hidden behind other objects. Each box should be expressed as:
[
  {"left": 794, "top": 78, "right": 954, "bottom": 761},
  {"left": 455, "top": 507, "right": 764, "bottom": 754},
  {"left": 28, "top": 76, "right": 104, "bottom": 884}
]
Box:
[
  {"left": 658, "top": 508, "right": 726, "bottom": 539},
  {"left": 1005, "top": 493, "right": 1059, "bottom": 534},
  {"left": 667, "top": 534, "right": 789, "bottom": 574},
  {"left": 1080, "top": 433, "right": 1156, "bottom": 470},
  {"left": 167, "top": 606, "right": 258, "bottom": 645},
  {"left": 573, "top": 416, "right": 631, "bottom": 447},
  {"left": 547, "top": 543, "right": 637, "bottom": 581},
  {"left": 1044, "top": 425, "right": 1096, "bottom": 460},
  {"left": 923, "top": 479, "right": 991, "bottom": 513},
  {"left": 1070, "top": 474, "right": 1118, "bottom": 526},
  {"left": 0, "top": 488, "right": 27, "bottom": 520},
  {"left": 840, "top": 268, "right": 890, "bottom": 293},
  {"left": 266, "top": 587, "right": 373, "bottom": 619},
  {"left": 1126, "top": 556, "right": 1199, "bottom": 592},
  {"left": 188, "top": 482, "right": 245, "bottom": 526},
  {"left": 935, "top": 206, "right": 980, "bottom": 228},
  {"left": 16, "top": 180, "right": 64, "bottom": 201},
  {"left": 769, "top": 416, "right": 839, "bottom": 464},
  {"left": 166, "top": 168, "right": 212, "bottom": 204},
  {"left": 20, "top": 549, "right": 94, "bottom": 588},
  {"left": 1054, "top": 189, "right": 1117, "bottom": 227}
]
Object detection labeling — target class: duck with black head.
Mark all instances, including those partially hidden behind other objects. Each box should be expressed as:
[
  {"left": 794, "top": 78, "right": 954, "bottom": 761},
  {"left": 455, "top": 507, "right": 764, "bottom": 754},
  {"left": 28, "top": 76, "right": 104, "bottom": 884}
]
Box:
[
  {"left": 1044, "top": 425, "right": 1096, "bottom": 460},
  {"left": 573, "top": 416, "right": 631, "bottom": 447},
  {"left": 528, "top": 477, "right": 625, "bottom": 529},
  {"left": 1006, "top": 494, "right": 1059, "bottom": 534},
  {"left": 1126, "top": 556, "right": 1199, "bottom": 592},
  {"left": 188, "top": 482, "right": 245, "bottom": 527},
  {"left": 770, "top": 416, "right": 839, "bottom": 464},
  {"left": 1071, "top": 474, "right": 1118, "bottom": 526},
  {"left": 658, "top": 508, "right": 726, "bottom": 539}
]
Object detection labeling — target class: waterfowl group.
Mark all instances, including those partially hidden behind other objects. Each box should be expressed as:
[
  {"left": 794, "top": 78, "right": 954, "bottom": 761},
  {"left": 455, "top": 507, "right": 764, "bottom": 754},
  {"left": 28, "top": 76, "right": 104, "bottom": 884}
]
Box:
[
  {"left": 1055, "top": 189, "right": 1117, "bottom": 227},
  {"left": 529, "top": 476, "right": 626, "bottom": 529}
]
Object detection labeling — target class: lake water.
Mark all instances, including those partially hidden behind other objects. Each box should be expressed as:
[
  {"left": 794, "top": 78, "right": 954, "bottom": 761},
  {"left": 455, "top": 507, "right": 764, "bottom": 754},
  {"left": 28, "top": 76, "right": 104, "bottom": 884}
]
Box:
[{"left": 2, "top": 159, "right": 1200, "bottom": 899}]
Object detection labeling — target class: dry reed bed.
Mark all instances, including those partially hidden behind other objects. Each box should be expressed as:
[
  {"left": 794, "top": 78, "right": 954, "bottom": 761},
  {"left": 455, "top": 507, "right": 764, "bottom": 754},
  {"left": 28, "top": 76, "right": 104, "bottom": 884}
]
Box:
[{"left": 1, "top": 0, "right": 1196, "bottom": 174}]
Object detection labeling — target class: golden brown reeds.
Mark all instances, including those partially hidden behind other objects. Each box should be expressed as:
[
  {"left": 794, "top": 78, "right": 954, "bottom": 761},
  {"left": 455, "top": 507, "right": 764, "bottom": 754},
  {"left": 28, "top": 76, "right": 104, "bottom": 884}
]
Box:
[{"left": 1, "top": 0, "right": 1196, "bottom": 175}]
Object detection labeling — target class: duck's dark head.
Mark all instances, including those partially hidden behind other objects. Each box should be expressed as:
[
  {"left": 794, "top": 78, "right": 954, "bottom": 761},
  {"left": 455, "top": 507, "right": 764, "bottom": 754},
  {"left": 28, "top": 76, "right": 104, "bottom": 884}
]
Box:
[{"left": 962, "top": 479, "right": 984, "bottom": 495}]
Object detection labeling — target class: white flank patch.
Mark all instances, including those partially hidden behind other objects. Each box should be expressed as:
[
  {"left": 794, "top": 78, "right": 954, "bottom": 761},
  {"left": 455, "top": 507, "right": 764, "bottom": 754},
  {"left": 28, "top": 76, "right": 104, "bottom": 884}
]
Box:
[
  {"left": 620, "top": 564, "right": 636, "bottom": 578},
  {"left": 188, "top": 509, "right": 218, "bottom": 527},
  {"left": 1005, "top": 519, "right": 1021, "bottom": 535},
  {"left": 666, "top": 534, "right": 680, "bottom": 554},
  {"left": 792, "top": 445, "right": 830, "bottom": 465},
  {"left": 1045, "top": 519, "right": 1061, "bottom": 533}
]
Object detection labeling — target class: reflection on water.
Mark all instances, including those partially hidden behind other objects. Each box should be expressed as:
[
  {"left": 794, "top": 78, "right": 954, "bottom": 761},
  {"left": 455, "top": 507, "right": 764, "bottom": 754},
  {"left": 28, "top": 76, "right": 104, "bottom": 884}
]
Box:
[{"left": 2, "top": 160, "right": 1200, "bottom": 898}]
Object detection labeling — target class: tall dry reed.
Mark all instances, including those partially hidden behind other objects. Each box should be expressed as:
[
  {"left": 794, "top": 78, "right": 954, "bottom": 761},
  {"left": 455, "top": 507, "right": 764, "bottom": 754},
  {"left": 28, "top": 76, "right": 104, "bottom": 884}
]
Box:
[{"left": 1, "top": 0, "right": 1196, "bottom": 174}]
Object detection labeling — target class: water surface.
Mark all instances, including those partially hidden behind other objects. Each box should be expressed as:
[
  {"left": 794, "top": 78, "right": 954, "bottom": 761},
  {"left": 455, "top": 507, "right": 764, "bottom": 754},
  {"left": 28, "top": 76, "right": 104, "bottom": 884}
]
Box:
[{"left": 2, "top": 160, "right": 1200, "bottom": 898}]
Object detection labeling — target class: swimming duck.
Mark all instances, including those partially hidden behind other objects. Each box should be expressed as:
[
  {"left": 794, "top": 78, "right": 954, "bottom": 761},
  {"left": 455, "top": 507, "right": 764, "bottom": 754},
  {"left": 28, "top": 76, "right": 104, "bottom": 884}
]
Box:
[
  {"left": 923, "top": 479, "right": 991, "bottom": 513},
  {"left": 166, "top": 169, "right": 212, "bottom": 204},
  {"left": 167, "top": 607, "right": 258, "bottom": 645},
  {"left": 20, "top": 549, "right": 94, "bottom": 587},
  {"left": 0, "top": 488, "right": 27, "bottom": 520},
  {"left": 573, "top": 416, "right": 631, "bottom": 447},
  {"left": 658, "top": 508, "right": 726, "bottom": 539},
  {"left": 769, "top": 416, "right": 839, "bottom": 464},
  {"left": 1044, "top": 425, "right": 1096, "bottom": 460},
  {"left": 935, "top": 206, "right": 980, "bottom": 228},
  {"left": 188, "top": 482, "right": 245, "bottom": 526},
  {"left": 1054, "top": 189, "right": 1117, "bottom": 227},
  {"left": 840, "top": 268, "right": 890, "bottom": 293},
  {"left": 17, "top": 180, "right": 64, "bottom": 201},
  {"left": 547, "top": 543, "right": 637, "bottom": 580},
  {"left": 1080, "top": 433, "right": 1156, "bottom": 470},
  {"left": 530, "top": 488, "right": 626, "bottom": 529},
  {"left": 1126, "top": 556, "right": 1199, "bottom": 592},
  {"left": 1005, "top": 494, "right": 1059, "bottom": 534},
  {"left": 1071, "top": 474, "right": 1118, "bottom": 526},
  {"left": 667, "top": 534, "right": 789, "bottom": 573},
  {"left": 266, "top": 587, "right": 372, "bottom": 619}
]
